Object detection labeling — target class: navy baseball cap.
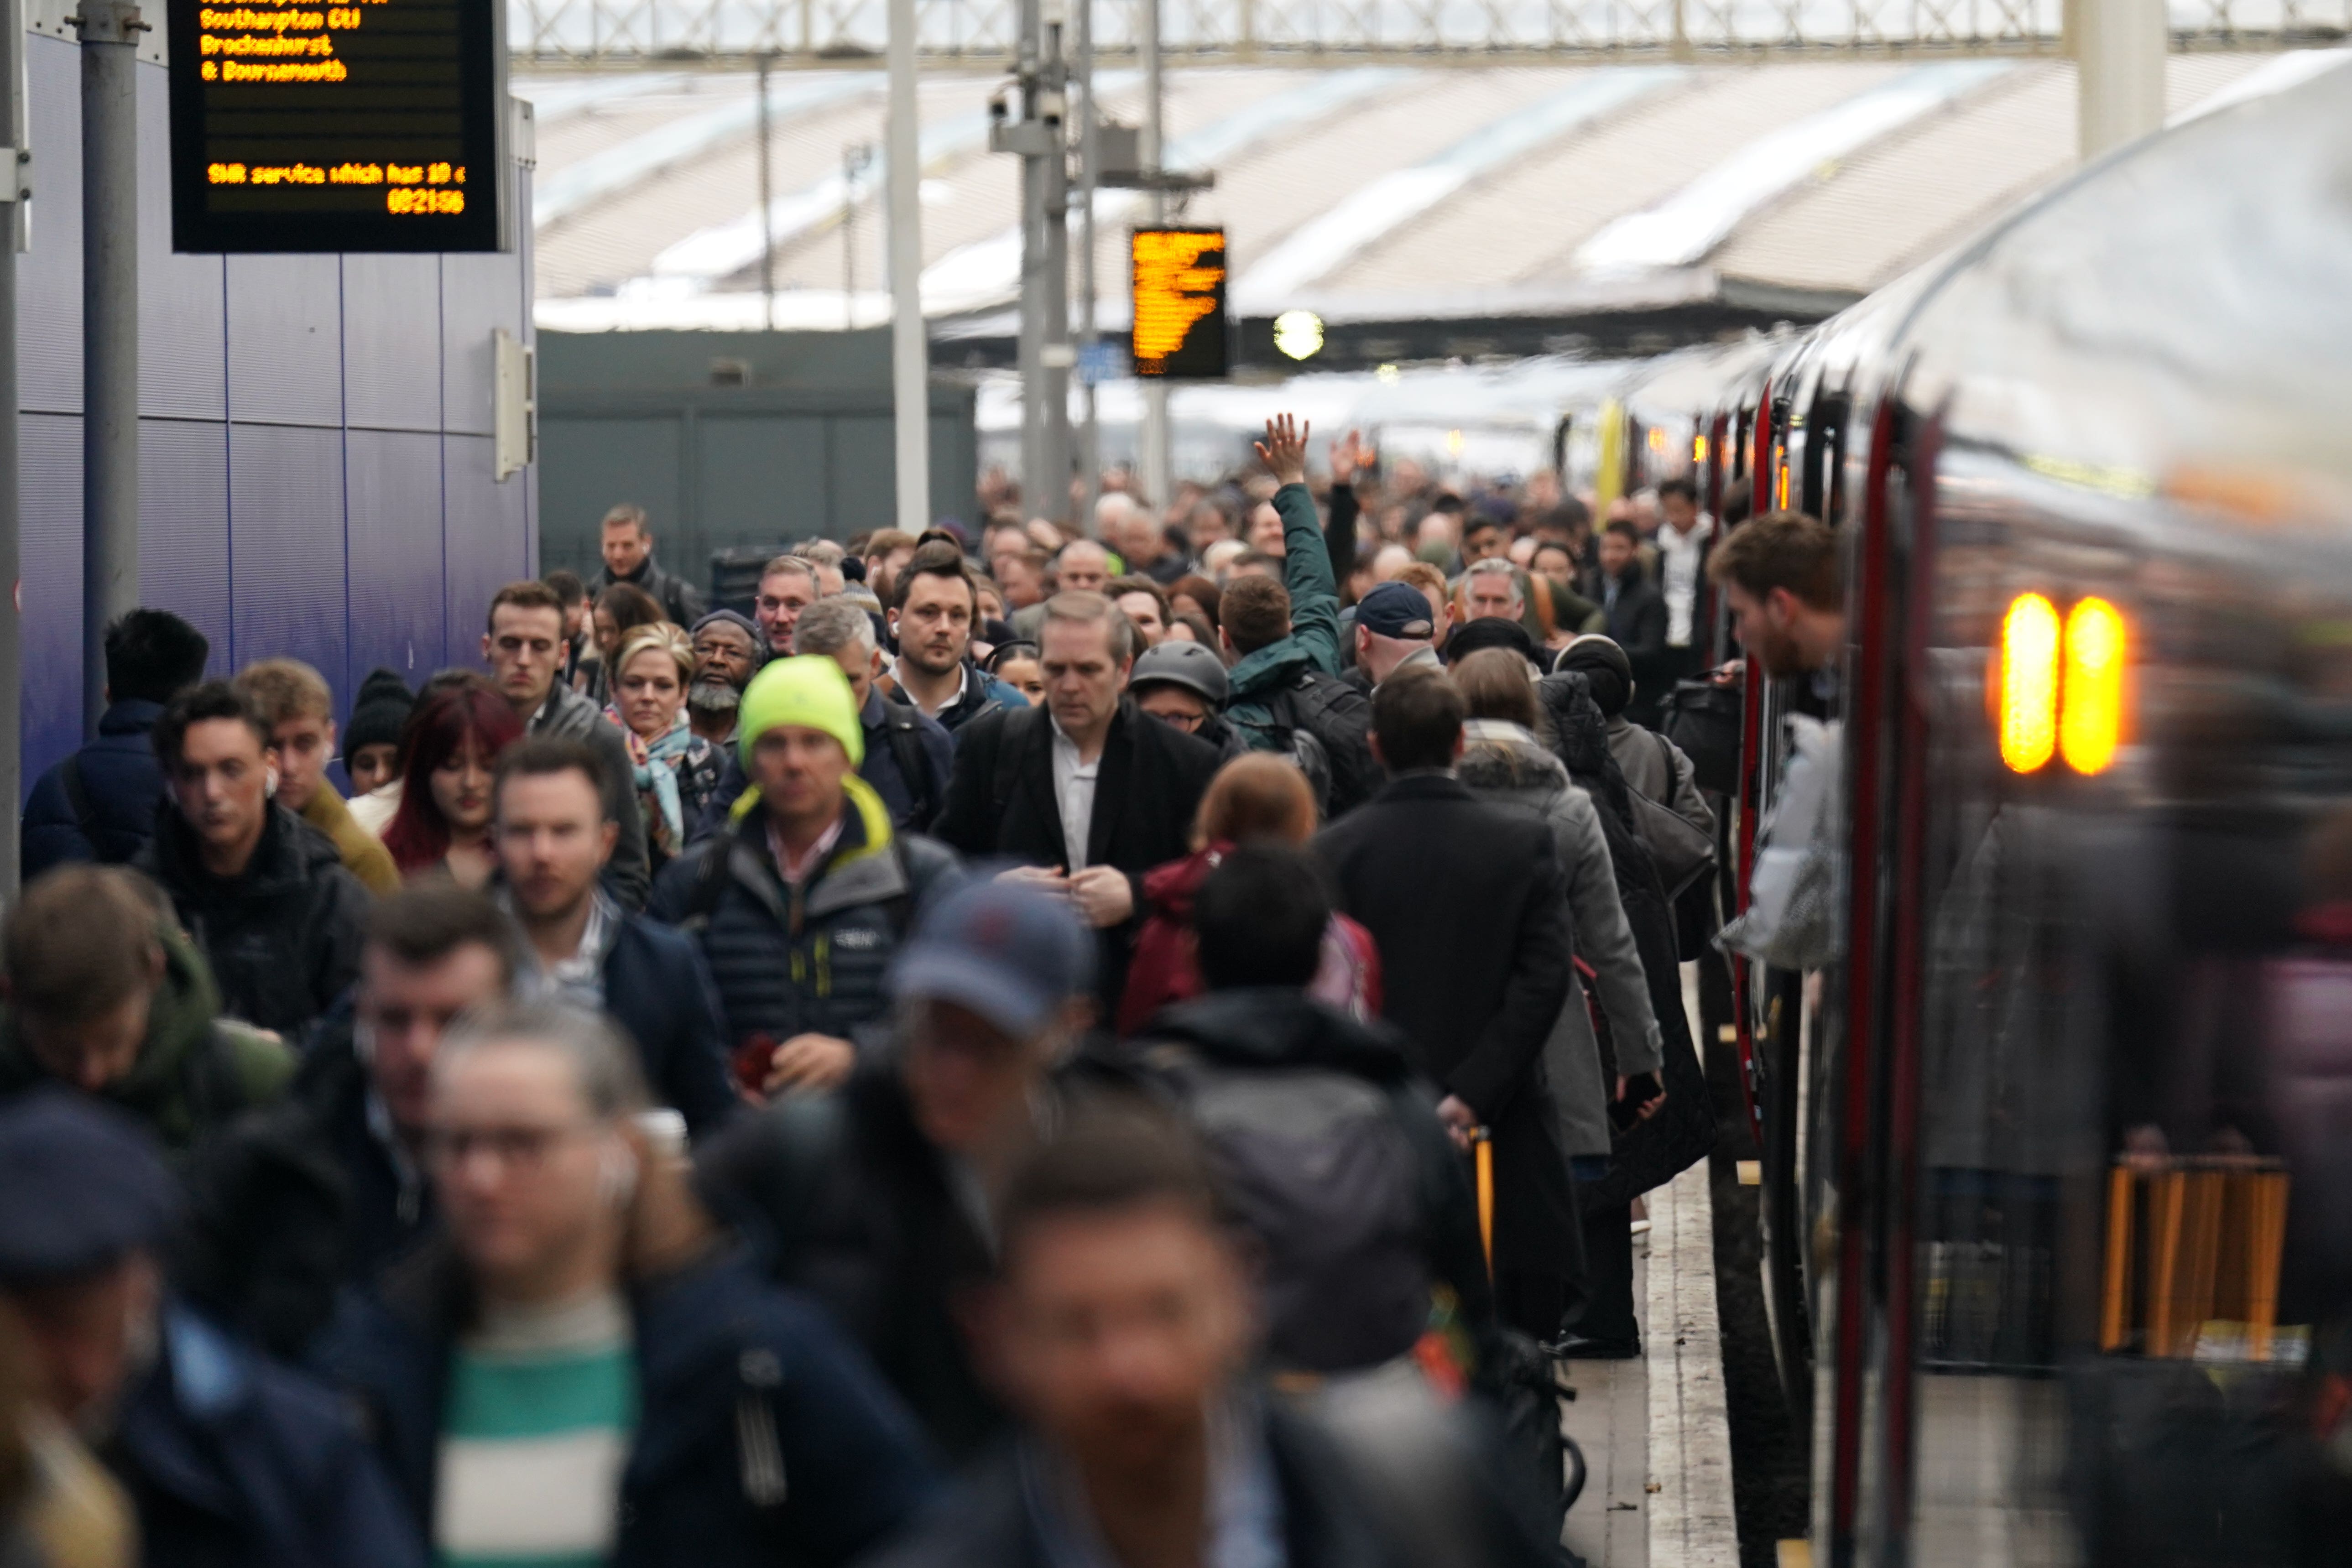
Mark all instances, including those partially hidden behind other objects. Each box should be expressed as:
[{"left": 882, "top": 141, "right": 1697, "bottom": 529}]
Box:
[
  {"left": 1357, "top": 581, "right": 1435, "bottom": 641},
  {"left": 1129, "top": 640, "right": 1230, "bottom": 707},
  {"left": 0, "top": 1089, "right": 179, "bottom": 1283},
  {"left": 887, "top": 879, "right": 1095, "bottom": 1037}
]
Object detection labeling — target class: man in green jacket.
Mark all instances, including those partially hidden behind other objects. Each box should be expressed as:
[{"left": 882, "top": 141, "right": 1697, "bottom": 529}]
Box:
[
  {"left": 0, "top": 864, "right": 292, "bottom": 1156},
  {"left": 1218, "top": 414, "right": 1378, "bottom": 818}
]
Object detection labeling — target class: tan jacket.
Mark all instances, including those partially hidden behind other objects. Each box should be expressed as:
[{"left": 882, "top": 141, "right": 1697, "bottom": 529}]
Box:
[{"left": 301, "top": 782, "right": 399, "bottom": 896}]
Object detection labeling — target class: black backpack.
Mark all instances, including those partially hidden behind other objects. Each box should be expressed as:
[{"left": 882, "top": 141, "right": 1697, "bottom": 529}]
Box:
[
  {"left": 1660, "top": 676, "right": 1744, "bottom": 796},
  {"left": 1252, "top": 671, "right": 1378, "bottom": 819},
  {"left": 874, "top": 698, "right": 942, "bottom": 830},
  {"left": 1150, "top": 1047, "right": 1430, "bottom": 1373}
]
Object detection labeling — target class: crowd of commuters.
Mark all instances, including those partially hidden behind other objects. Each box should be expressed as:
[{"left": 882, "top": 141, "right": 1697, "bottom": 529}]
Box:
[{"left": 0, "top": 409, "right": 1831, "bottom": 1568}]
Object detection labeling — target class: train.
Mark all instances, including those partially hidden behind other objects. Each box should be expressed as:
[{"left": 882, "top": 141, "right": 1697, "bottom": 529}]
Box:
[{"left": 1617, "top": 62, "right": 2352, "bottom": 1568}]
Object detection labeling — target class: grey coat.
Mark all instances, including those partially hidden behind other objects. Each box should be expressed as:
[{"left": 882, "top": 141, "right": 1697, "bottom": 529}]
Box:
[
  {"left": 1606, "top": 716, "right": 1715, "bottom": 839},
  {"left": 530, "top": 681, "right": 653, "bottom": 909},
  {"left": 1459, "top": 721, "right": 1664, "bottom": 1159}
]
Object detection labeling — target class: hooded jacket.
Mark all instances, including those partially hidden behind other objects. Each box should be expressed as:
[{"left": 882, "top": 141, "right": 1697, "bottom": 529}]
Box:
[
  {"left": 1456, "top": 719, "right": 1664, "bottom": 1159},
  {"left": 530, "top": 678, "right": 653, "bottom": 908},
  {"left": 0, "top": 919, "right": 293, "bottom": 1156},
  {"left": 648, "top": 773, "right": 961, "bottom": 1052},
  {"left": 135, "top": 803, "right": 370, "bottom": 1040}
]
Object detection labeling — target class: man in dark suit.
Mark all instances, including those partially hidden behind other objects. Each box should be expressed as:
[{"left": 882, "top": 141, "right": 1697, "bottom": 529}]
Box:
[
  {"left": 932, "top": 590, "right": 1221, "bottom": 1015},
  {"left": 1314, "top": 666, "right": 1582, "bottom": 1343},
  {"left": 1597, "top": 518, "right": 1670, "bottom": 728}
]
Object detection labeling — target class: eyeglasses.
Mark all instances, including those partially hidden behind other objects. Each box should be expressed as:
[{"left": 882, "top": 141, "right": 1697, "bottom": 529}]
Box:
[{"left": 422, "top": 1121, "right": 596, "bottom": 1172}]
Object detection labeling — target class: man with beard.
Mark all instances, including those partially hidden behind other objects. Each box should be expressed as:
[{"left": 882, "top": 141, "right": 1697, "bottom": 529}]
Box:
[
  {"left": 687, "top": 610, "right": 764, "bottom": 748},
  {"left": 1707, "top": 511, "right": 1844, "bottom": 682},
  {"left": 887, "top": 542, "right": 1027, "bottom": 736}
]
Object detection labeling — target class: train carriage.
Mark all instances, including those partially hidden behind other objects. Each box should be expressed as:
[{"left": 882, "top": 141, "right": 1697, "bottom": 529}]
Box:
[{"left": 1722, "top": 65, "right": 2352, "bottom": 1568}]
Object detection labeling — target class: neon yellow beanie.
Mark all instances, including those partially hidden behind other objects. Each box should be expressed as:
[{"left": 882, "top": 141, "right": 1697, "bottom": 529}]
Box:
[{"left": 737, "top": 654, "right": 865, "bottom": 768}]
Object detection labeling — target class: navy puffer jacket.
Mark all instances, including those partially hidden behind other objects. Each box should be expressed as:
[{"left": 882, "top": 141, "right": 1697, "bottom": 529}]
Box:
[{"left": 649, "top": 774, "right": 961, "bottom": 1052}]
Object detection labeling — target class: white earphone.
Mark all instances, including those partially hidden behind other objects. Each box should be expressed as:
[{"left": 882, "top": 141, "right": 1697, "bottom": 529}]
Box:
[{"left": 596, "top": 1142, "right": 641, "bottom": 1208}]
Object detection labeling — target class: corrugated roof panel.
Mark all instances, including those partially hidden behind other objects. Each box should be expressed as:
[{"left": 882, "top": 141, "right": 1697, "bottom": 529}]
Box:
[
  {"left": 1713, "top": 54, "right": 2282, "bottom": 295},
  {"left": 1329, "top": 61, "right": 1905, "bottom": 295}
]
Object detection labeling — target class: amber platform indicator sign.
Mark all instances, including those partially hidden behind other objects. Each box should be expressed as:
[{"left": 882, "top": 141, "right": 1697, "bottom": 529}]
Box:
[
  {"left": 1130, "top": 226, "right": 1228, "bottom": 380},
  {"left": 167, "top": 0, "right": 504, "bottom": 251}
]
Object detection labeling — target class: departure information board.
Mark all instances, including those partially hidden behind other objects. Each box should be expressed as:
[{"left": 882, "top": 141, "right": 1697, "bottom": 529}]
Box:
[
  {"left": 167, "top": 0, "right": 504, "bottom": 251},
  {"left": 1130, "top": 227, "right": 1228, "bottom": 380}
]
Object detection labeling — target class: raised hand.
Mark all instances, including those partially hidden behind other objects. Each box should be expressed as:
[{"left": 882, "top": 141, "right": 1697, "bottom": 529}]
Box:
[
  {"left": 1254, "top": 413, "right": 1310, "bottom": 487},
  {"left": 1329, "top": 428, "right": 1374, "bottom": 486}
]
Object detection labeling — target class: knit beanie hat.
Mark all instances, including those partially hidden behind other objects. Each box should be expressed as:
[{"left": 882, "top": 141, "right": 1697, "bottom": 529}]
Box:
[
  {"left": 344, "top": 667, "right": 416, "bottom": 756},
  {"left": 737, "top": 655, "right": 865, "bottom": 769},
  {"left": 1555, "top": 635, "right": 1633, "bottom": 717}
]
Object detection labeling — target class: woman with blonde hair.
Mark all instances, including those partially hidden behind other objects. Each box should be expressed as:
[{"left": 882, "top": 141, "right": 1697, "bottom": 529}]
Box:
[
  {"left": 1116, "top": 752, "right": 1381, "bottom": 1033},
  {"left": 604, "top": 622, "right": 724, "bottom": 870}
]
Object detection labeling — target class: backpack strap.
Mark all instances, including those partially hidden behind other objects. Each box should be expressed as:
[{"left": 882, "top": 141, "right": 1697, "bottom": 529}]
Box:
[
  {"left": 989, "top": 706, "right": 1036, "bottom": 832},
  {"left": 879, "top": 700, "right": 938, "bottom": 828},
  {"left": 58, "top": 754, "right": 103, "bottom": 851}
]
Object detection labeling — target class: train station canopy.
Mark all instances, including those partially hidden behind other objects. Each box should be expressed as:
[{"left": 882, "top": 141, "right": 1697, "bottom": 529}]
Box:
[{"left": 524, "top": 49, "right": 2348, "bottom": 363}]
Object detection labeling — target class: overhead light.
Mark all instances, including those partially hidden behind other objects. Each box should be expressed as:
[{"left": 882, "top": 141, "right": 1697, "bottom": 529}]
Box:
[
  {"left": 1273, "top": 309, "right": 1324, "bottom": 361},
  {"left": 1374, "top": 362, "right": 1401, "bottom": 384}
]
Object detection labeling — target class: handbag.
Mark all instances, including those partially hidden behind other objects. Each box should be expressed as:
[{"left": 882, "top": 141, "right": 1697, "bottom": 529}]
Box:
[
  {"left": 1626, "top": 733, "right": 1715, "bottom": 901},
  {"left": 1660, "top": 677, "right": 1744, "bottom": 795}
]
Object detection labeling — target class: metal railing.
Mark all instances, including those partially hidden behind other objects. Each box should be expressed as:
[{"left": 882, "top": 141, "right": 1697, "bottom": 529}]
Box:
[{"left": 508, "top": 0, "right": 2348, "bottom": 63}]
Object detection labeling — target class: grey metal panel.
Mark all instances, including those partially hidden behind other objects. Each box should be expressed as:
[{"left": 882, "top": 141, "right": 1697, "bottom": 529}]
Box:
[
  {"left": 536, "top": 413, "right": 682, "bottom": 577},
  {"left": 20, "top": 35, "right": 80, "bottom": 415},
  {"left": 139, "top": 419, "right": 232, "bottom": 662},
  {"left": 343, "top": 256, "right": 444, "bottom": 432},
  {"left": 137, "top": 60, "right": 225, "bottom": 420},
  {"left": 441, "top": 252, "right": 520, "bottom": 437},
  {"left": 345, "top": 428, "right": 447, "bottom": 696},
  {"left": 827, "top": 416, "right": 895, "bottom": 540},
  {"left": 224, "top": 256, "right": 344, "bottom": 427},
  {"left": 228, "top": 423, "right": 347, "bottom": 678},
  {"left": 928, "top": 407, "right": 975, "bottom": 527},
  {"left": 20, "top": 414, "right": 82, "bottom": 783},
  {"left": 444, "top": 434, "right": 529, "bottom": 650},
  {"left": 698, "top": 412, "right": 827, "bottom": 561}
]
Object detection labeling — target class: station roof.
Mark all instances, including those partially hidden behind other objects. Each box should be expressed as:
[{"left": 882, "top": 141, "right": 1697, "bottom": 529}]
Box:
[{"left": 523, "top": 50, "right": 2348, "bottom": 354}]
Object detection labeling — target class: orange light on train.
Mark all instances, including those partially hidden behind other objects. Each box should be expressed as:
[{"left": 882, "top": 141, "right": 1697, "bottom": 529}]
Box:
[
  {"left": 2060, "top": 597, "right": 2127, "bottom": 775},
  {"left": 1999, "top": 592, "right": 2060, "bottom": 773},
  {"left": 1693, "top": 433, "right": 1709, "bottom": 463}
]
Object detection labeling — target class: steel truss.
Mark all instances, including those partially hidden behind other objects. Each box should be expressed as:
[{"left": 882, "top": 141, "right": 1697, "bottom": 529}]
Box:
[{"left": 511, "top": 0, "right": 2347, "bottom": 64}]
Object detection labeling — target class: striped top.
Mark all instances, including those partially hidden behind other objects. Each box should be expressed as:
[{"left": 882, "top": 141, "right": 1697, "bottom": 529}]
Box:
[{"left": 435, "top": 1290, "right": 637, "bottom": 1568}]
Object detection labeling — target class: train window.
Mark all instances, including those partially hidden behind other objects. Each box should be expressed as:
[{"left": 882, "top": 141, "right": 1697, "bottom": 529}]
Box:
[
  {"left": 1998, "top": 592, "right": 2060, "bottom": 773},
  {"left": 2060, "top": 598, "right": 2128, "bottom": 775}
]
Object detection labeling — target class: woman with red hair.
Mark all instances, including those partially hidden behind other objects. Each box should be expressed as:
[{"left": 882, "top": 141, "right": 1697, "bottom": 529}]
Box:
[{"left": 381, "top": 681, "right": 524, "bottom": 888}]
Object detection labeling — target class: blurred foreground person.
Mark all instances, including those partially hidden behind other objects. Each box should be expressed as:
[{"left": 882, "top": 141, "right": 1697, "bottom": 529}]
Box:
[
  {"left": 234, "top": 658, "right": 401, "bottom": 895},
  {"left": 175, "top": 887, "right": 518, "bottom": 1357},
  {"left": 0, "top": 866, "right": 291, "bottom": 1155},
  {"left": 861, "top": 1104, "right": 1407, "bottom": 1568},
  {"left": 697, "top": 880, "right": 1095, "bottom": 1462},
  {"left": 321, "top": 1003, "right": 934, "bottom": 1567},
  {"left": 1314, "top": 668, "right": 1583, "bottom": 1343},
  {"left": 0, "top": 1091, "right": 421, "bottom": 1568},
  {"left": 493, "top": 737, "right": 737, "bottom": 1138},
  {"left": 139, "top": 682, "right": 370, "bottom": 1038},
  {"left": 1125, "top": 843, "right": 1484, "bottom": 1365},
  {"left": 652, "top": 656, "right": 960, "bottom": 1099},
  {"left": 0, "top": 1292, "right": 135, "bottom": 1568},
  {"left": 23, "top": 610, "right": 209, "bottom": 878}
]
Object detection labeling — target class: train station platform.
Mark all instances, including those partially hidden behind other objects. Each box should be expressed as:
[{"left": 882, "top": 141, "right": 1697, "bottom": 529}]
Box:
[{"left": 1560, "top": 980, "right": 1743, "bottom": 1568}]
